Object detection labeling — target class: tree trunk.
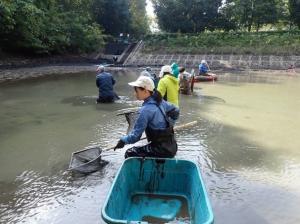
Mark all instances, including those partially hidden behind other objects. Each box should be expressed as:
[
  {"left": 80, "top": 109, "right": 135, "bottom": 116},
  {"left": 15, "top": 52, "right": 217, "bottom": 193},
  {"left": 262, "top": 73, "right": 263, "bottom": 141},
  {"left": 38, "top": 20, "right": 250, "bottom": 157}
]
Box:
[{"left": 248, "top": 24, "right": 252, "bottom": 32}]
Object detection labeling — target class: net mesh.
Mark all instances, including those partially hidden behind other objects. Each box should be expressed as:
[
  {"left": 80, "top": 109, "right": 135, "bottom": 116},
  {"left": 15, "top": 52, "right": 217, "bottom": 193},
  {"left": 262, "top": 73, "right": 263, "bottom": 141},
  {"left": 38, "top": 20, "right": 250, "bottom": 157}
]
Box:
[{"left": 124, "top": 111, "right": 139, "bottom": 134}]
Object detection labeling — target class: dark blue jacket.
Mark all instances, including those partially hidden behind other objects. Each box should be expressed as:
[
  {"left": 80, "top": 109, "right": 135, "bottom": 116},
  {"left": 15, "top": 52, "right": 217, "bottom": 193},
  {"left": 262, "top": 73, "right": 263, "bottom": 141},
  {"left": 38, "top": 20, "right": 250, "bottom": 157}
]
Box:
[
  {"left": 96, "top": 72, "right": 116, "bottom": 98},
  {"left": 121, "top": 97, "right": 179, "bottom": 144},
  {"left": 199, "top": 63, "right": 208, "bottom": 74}
]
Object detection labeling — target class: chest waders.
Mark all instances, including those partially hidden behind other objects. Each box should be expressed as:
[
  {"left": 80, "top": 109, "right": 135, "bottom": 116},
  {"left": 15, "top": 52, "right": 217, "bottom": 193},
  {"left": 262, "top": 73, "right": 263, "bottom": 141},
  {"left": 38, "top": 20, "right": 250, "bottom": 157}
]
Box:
[{"left": 145, "top": 104, "right": 177, "bottom": 157}]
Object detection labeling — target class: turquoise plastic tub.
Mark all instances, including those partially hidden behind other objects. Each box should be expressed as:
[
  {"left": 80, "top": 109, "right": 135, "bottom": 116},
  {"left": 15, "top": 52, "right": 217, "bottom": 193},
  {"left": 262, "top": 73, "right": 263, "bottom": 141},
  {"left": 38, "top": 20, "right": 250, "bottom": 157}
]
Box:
[{"left": 101, "top": 158, "right": 214, "bottom": 224}]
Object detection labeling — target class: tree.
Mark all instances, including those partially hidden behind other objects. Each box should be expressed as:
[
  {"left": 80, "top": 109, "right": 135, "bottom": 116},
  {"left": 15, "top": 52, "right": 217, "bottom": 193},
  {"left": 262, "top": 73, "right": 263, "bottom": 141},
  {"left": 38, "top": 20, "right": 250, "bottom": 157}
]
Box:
[
  {"left": 217, "top": 1, "right": 238, "bottom": 31},
  {"left": 129, "top": 0, "right": 149, "bottom": 37},
  {"left": 222, "top": 0, "right": 281, "bottom": 32},
  {"left": 0, "top": 0, "right": 46, "bottom": 53},
  {"left": 152, "top": 0, "right": 223, "bottom": 33},
  {"left": 92, "top": 0, "right": 131, "bottom": 35},
  {"left": 0, "top": 1, "right": 16, "bottom": 41},
  {"left": 252, "top": 0, "right": 280, "bottom": 31},
  {"left": 289, "top": 0, "right": 300, "bottom": 28},
  {"left": 0, "top": 0, "right": 105, "bottom": 54},
  {"left": 0, "top": 0, "right": 151, "bottom": 54}
]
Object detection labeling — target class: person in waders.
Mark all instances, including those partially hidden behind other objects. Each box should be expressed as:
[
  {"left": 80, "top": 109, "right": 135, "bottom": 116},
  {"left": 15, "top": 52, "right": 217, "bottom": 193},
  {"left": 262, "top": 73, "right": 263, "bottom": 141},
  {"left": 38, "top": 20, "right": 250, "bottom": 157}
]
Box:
[
  {"left": 96, "top": 65, "right": 119, "bottom": 103},
  {"left": 113, "top": 76, "right": 180, "bottom": 158},
  {"left": 178, "top": 67, "right": 193, "bottom": 95},
  {"left": 142, "top": 67, "right": 159, "bottom": 88},
  {"left": 157, "top": 65, "right": 179, "bottom": 107}
]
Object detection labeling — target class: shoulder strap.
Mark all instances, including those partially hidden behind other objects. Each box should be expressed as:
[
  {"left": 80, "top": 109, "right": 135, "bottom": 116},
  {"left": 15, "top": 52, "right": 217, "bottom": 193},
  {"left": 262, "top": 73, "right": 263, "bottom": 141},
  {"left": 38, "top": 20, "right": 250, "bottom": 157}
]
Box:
[
  {"left": 162, "top": 85, "right": 168, "bottom": 101},
  {"left": 156, "top": 103, "right": 172, "bottom": 128}
]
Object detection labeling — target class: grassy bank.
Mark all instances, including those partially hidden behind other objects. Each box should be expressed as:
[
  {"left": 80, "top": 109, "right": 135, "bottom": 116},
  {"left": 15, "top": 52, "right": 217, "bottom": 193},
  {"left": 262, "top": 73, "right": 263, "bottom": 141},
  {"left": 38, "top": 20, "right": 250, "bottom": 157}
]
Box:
[{"left": 143, "top": 31, "right": 300, "bottom": 55}]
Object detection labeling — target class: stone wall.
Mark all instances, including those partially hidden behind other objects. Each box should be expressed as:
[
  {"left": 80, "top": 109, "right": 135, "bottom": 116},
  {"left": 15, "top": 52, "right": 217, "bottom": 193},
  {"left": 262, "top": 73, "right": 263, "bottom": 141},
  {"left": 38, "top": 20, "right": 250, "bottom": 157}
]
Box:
[{"left": 125, "top": 52, "right": 300, "bottom": 70}]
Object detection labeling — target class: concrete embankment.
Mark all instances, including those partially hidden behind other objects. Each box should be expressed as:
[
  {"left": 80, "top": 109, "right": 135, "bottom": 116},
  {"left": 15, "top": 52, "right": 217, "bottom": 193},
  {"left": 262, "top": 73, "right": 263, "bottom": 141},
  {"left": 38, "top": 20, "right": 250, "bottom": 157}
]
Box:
[
  {"left": 0, "top": 53, "right": 299, "bottom": 83},
  {"left": 122, "top": 41, "right": 299, "bottom": 70},
  {"left": 125, "top": 53, "right": 300, "bottom": 70}
]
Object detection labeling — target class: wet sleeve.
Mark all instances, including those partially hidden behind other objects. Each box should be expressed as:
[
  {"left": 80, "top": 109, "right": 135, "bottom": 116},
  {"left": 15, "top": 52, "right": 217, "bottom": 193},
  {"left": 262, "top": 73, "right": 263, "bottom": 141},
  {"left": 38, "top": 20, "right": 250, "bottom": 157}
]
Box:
[{"left": 121, "top": 109, "right": 149, "bottom": 144}]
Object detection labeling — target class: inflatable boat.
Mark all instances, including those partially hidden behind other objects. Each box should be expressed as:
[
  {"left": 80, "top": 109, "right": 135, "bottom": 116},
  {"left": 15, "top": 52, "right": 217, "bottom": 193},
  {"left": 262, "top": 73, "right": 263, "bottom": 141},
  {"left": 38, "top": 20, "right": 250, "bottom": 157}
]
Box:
[{"left": 193, "top": 74, "right": 217, "bottom": 82}]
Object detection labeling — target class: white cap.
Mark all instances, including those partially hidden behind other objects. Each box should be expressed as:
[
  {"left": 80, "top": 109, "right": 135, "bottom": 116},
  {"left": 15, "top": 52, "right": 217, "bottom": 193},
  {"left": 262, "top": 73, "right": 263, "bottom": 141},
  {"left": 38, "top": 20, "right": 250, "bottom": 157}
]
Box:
[
  {"left": 159, "top": 65, "right": 172, "bottom": 78},
  {"left": 128, "top": 76, "right": 155, "bottom": 91},
  {"left": 201, "top": 60, "right": 207, "bottom": 64},
  {"left": 96, "top": 65, "right": 105, "bottom": 72}
]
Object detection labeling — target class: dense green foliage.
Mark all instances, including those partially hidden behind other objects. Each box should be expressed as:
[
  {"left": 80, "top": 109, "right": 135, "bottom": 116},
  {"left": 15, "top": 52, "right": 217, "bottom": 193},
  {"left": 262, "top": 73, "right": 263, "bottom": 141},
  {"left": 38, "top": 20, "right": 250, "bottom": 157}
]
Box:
[
  {"left": 92, "top": 0, "right": 131, "bottom": 36},
  {"left": 0, "top": 0, "right": 104, "bottom": 54},
  {"left": 0, "top": 0, "right": 149, "bottom": 55},
  {"left": 143, "top": 31, "right": 300, "bottom": 55},
  {"left": 153, "top": 0, "right": 300, "bottom": 32},
  {"left": 220, "top": 0, "right": 283, "bottom": 32},
  {"left": 0, "top": 0, "right": 299, "bottom": 56},
  {"left": 152, "top": 0, "right": 223, "bottom": 33},
  {"left": 130, "top": 0, "right": 149, "bottom": 37},
  {"left": 149, "top": 0, "right": 300, "bottom": 55},
  {"left": 92, "top": 0, "right": 149, "bottom": 36},
  {"left": 289, "top": 0, "right": 300, "bottom": 28}
]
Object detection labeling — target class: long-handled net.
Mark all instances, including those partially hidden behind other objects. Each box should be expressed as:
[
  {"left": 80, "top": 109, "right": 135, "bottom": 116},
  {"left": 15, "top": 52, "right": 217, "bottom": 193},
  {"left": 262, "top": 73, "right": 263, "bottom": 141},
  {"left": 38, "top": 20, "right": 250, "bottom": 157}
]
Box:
[{"left": 68, "top": 107, "right": 197, "bottom": 174}]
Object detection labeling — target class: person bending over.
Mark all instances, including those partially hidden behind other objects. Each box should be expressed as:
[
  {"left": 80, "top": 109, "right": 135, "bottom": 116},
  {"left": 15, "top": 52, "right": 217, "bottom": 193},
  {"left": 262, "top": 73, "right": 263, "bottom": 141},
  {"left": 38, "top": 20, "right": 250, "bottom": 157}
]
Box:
[
  {"left": 96, "top": 65, "right": 119, "bottom": 103},
  {"left": 114, "top": 76, "right": 180, "bottom": 158},
  {"left": 179, "top": 67, "right": 193, "bottom": 95}
]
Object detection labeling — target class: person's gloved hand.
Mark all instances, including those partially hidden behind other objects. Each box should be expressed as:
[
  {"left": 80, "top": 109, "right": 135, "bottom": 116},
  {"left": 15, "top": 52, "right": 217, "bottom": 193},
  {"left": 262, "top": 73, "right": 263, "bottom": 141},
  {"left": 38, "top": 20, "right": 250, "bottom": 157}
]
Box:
[
  {"left": 114, "top": 139, "right": 125, "bottom": 151},
  {"left": 166, "top": 108, "right": 176, "bottom": 117}
]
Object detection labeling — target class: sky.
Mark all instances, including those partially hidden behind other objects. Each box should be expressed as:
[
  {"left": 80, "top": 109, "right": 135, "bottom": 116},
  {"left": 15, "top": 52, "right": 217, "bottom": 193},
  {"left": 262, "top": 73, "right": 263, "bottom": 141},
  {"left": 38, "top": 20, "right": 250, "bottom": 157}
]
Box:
[
  {"left": 146, "top": 0, "right": 155, "bottom": 17},
  {"left": 146, "top": 0, "right": 159, "bottom": 32}
]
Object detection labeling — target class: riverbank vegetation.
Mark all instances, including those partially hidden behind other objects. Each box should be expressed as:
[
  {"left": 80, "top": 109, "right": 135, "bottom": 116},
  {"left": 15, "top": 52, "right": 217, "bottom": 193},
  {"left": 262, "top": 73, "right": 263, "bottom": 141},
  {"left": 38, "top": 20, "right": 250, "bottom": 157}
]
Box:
[
  {"left": 143, "top": 31, "right": 300, "bottom": 55},
  {"left": 145, "top": 0, "right": 300, "bottom": 55},
  {"left": 0, "top": 0, "right": 299, "bottom": 57},
  {"left": 0, "top": 0, "right": 148, "bottom": 55},
  {"left": 152, "top": 0, "right": 300, "bottom": 32}
]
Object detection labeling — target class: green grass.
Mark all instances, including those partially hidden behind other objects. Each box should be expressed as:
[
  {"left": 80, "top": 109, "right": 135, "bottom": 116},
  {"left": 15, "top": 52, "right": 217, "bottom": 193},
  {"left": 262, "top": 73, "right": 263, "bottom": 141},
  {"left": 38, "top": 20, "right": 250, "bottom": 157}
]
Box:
[{"left": 143, "top": 31, "right": 300, "bottom": 55}]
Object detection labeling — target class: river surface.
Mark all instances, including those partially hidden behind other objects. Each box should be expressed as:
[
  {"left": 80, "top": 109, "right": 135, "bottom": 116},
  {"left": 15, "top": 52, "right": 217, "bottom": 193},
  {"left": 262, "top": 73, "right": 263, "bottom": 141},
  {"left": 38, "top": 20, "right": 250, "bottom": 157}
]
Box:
[{"left": 0, "top": 70, "right": 299, "bottom": 224}]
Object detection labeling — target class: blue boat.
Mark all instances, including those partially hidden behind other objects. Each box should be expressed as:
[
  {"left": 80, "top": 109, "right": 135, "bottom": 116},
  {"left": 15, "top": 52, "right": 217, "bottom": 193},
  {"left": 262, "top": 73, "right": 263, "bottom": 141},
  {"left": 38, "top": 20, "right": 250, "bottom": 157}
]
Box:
[{"left": 102, "top": 158, "right": 214, "bottom": 224}]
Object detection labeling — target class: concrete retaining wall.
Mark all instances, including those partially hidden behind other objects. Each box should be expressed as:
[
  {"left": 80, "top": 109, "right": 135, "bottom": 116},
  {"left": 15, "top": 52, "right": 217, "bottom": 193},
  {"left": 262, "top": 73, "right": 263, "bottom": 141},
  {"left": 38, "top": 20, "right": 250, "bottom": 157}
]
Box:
[{"left": 125, "top": 52, "right": 300, "bottom": 70}]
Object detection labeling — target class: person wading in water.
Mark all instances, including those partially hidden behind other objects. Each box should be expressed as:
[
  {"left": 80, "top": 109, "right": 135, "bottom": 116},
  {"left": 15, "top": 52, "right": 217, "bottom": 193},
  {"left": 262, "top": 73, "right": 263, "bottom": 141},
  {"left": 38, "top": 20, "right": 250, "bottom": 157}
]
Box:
[
  {"left": 157, "top": 65, "right": 179, "bottom": 107},
  {"left": 114, "top": 76, "right": 180, "bottom": 158},
  {"left": 96, "top": 65, "right": 119, "bottom": 103},
  {"left": 179, "top": 67, "right": 193, "bottom": 95}
]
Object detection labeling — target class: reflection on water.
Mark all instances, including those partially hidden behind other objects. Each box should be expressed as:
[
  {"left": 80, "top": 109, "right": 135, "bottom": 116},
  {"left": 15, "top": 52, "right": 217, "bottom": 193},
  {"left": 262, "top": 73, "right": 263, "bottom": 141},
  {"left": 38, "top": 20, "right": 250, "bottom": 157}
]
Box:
[
  {"left": 0, "top": 70, "right": 300, "bottom": 223},
  {"left": 61, "top": 95, "right": 134, "bottom": 106}
]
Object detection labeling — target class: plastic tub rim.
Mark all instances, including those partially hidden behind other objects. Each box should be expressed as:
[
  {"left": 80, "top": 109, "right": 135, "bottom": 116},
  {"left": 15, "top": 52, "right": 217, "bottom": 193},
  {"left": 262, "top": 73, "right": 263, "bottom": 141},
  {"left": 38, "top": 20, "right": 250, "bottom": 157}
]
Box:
[{"left": 101, "top": 157, "right": 214, "bottom": 224}]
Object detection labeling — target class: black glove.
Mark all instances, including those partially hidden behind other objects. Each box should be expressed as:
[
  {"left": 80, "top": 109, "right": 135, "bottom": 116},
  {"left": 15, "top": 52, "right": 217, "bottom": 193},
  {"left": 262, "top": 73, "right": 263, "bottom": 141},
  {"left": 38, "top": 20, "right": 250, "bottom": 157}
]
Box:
[
  {"left": 114, "top": 139, "right": 125, "bottom": 151},
  {"left": 166, "top": 108, "right": 179, "bottom": 119}
]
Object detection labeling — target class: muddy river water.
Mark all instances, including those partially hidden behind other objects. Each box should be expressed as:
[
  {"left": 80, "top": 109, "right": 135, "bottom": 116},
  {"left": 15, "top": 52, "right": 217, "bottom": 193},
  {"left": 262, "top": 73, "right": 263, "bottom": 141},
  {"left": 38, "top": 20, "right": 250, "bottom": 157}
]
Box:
[{"left": 0, "top": 70, "right": 299, "bottom": 223}]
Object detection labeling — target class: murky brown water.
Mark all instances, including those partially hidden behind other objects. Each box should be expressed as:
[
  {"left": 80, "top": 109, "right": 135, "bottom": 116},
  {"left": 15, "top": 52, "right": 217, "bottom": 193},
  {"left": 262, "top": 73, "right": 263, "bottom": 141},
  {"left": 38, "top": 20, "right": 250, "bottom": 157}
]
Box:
[{"left": 0, "top": 70, "right": 299, "bottom": 224}]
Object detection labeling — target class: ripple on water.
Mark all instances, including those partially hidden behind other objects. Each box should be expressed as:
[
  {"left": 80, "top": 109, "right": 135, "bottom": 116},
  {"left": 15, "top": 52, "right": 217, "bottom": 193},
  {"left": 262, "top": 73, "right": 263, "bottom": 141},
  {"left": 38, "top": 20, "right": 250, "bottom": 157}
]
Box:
[
  {"left": 0, "top": 170, "right": 77, "bottom": 223},
  {"left": 1, "top": 71, "right": 300, "bottom": 224}
]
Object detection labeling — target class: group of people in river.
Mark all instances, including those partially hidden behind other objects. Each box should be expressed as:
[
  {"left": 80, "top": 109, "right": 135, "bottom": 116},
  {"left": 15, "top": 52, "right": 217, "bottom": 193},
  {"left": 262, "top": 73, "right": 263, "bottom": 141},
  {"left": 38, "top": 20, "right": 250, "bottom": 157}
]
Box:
[{"left": 95, "top": 61, "right": 215, "bottom": 159}]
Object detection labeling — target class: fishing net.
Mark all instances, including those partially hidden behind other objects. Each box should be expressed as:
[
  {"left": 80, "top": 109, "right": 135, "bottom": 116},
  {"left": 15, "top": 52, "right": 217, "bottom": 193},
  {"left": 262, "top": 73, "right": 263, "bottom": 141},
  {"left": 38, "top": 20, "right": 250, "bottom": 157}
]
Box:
[
  {"left": 116, "top": 107, "right": 140, "bottom": 134},
  {"left": 124, "top": 111, "right": 139, "bottom": 134},
  {"left": 69, "top": 107, "right": 140, "bottom": 174},
  {"left": 68, "top": 147, "right": 107, "bottom": 174}
]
